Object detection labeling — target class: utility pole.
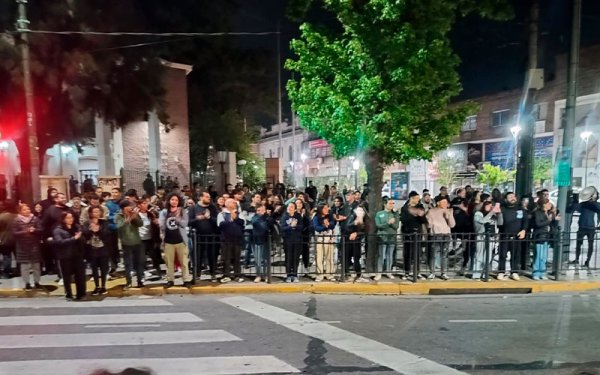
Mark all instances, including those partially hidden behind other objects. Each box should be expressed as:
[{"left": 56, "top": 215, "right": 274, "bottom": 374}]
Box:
[
  {"left": 515, "top": 0, "right": 540, "bottom": 202},
  {"left": 16, "top": 0, "right": 41, "bottom": 203},
  {"left": 557, "top": 0, "right": 582, "bottom": 232},
  {"left": 276, "top": 23, "right": 283, "bottom": 161}
]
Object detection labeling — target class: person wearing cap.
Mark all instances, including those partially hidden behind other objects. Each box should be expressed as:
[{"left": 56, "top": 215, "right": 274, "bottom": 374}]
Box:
[
  {"left": 426, "top": 196, "right": 455, "bottom": 280},
  {"left": 568, "top": 186, "right": 600, "bottom": 267},
  {"left": 400, "top": 191, "right": 427, "bottom": 280}
]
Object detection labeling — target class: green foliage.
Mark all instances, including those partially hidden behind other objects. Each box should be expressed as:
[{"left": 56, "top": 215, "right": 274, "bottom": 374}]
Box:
[
  {"left": 476, "top": 164, "right": 515, "bottom": 189},
  {"left": 286, "top": 0, "right": 510, "bottom": 165},
  {"left": 533, "top": 157, "right": 552, "bottom": 187},
  {"left": 434, "top": 155, "right": 462, "bottom": 188}
]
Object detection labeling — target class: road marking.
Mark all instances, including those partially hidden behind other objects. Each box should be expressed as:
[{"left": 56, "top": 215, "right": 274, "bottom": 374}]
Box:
[
  {"left": 0, "top": 356, "right": 299, "bottom": 374},
  {"left": 0, "top": 312, "right": 201, "bottom": 326},
  {"left": 0, "top": 298, "right": 172, "bottom": 309},
  {"left": 84, "top": 324, "right": 162, "bottom": 328},
  {"left": 0, "top": 330, "right": 241, "bottom": 348},
  {"left": 222, "top": 296, "right": 466, "bottom": 375},
  {"left": 448, "top": 319, "right": 518, "bottom": 323}
]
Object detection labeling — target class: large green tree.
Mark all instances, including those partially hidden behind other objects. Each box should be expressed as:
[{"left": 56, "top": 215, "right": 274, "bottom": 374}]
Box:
[{"left": 286, "top": 0, "right": 510, "bottom": 220}]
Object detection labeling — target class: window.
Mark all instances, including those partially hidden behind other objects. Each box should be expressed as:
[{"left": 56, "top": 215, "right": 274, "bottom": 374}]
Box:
[
  {"left": 491, "top": 109, "right": 511, "bottom": 127},
  {"left": 461, "top": 115, "right": 477, "bottom": 131}
]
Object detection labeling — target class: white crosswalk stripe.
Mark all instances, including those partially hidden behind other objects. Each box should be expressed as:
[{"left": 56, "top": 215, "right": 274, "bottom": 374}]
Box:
[{"left": 0, "top": 298, "right": 299, "bottom": 374}]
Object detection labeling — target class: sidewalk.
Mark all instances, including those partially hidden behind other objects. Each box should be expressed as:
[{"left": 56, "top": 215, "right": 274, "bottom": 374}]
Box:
[{"left": 2, "top": 271, "right": 600, "bottom": 298}]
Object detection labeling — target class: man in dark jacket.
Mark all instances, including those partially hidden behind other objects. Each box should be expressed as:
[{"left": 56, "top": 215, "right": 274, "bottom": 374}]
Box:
[
  {"left": 401, "top": 191, "right": 427, "bottom": 279},
  {"left": 498, "top": 192, "right": 528, "bottom": 280},
  {"left": 189, "top": 191, "right": 219, "bottom": 281},
  {"left": 568, "top": 186, "right": 600, "bottom": 267},
  {"left": 217, "top": 198, "right": 245, "bottom": 283},
  {"left": 451, "top": 197, "right": 473, "bottom": 275}
]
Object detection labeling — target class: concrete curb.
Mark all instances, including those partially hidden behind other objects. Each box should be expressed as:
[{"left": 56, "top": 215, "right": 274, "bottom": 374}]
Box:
[{"left": 1, "top": 279, "right": 600, "bottom": 298}]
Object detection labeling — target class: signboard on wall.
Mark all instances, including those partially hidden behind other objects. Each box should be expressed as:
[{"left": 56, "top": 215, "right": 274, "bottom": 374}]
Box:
[{"left": 390, "top": 172, "right": 409, "bottom": 200}]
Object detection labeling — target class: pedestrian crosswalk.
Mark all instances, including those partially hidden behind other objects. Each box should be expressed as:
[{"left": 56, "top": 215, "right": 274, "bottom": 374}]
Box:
[{"left": 0, "top": 297, "right": 299, "bottom": 374}]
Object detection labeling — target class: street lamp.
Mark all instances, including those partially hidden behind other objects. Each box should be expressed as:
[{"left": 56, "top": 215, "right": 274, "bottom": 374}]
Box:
[
  {"left": 510, "top": 126, "right": 522, "bottom": 191},
  {"left": 352, "top": 159, "right": 360, "bottom": 191},
  {"left": 581, "top": 131, "right": 592, "bottom": 187},
  {"left": 217, "top": 150, "right": 228, "bottom": 192}
]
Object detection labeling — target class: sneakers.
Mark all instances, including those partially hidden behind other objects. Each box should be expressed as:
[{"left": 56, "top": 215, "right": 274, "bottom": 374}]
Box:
[
  {"left": 220, "top": 277, "right": 231, "bottom": 284},
  {"left": 400, "top": 275, "right": 408, "bottom": 281},
  {"left": 457, "top": 267, "right": 465, "bottom": 276},
  {"left": 417, "top": 274, "right": 426, "bottom": 280},
  {"left": 355, "top": 276, "right": 370, "bottom": 283},
  {"left": 345, "top": 275, "right": 355, "bottom": 283},
  {"left": 568, "top": 259, "right": 579, "bottom": 265},
  {"left": 100, "top": 287, "right": 108, "bottom": 295},
  {"left": 441, "top": 273, "right": 449, "bottom": 281},
  {"left": 165, "top": 281, "right": 174, "bottom": 288},
  {"left": 427, "top": 273, "right": 435, "bottom": 280},
  {"left": 532, "top": 275, "right": 541, "bottom": 280},
  {"left": 137, "top": 281, "right": 145, "bottom": 288},
  {"left": 373, "top": 274, "right": 382, "bottom": 281},
  {"left": 34, "top": 283, "right": 44, "bottom": 290},
  {"left": 497, "top": 273, "right": 505, "bottom": 280},
  {"left": 25, "top": 283, "right": 32, "bottom": 290},
  {"left": 285, "top": 277, "right": 293, "bottom": 283},
  {"left": 237, "top": 277, "right": 245, "bottom": 283},
  {"left": 292, "top": 276, "right": 300, "bottom": 283},
  {"left": 314, "top": 276, "right": 323, "bottom": 282},
  {"left": 123, "top": 283, "right": 131, "bottom": 290},
  {"left": 91, "top": 288, "right": 101, "bottom": 296},
  {"left": 386, "top": 273, "right": 395, "bottom": 280},
  {"left": 541, "top": 275, "right": 549, "bottom": 280},
  {"left": 510, "top": 273, "right": 520, "bottom": 281},
  {"left": 58, "top": 278, "right": 64, "bottom": 286},
  {"left": 254, "top": 276, "right": 262, "bottom": 283},
  {"left": 211, "top": 276, "right": 218, "bottom": 283},
  {"left": 584, "top": 260, "right": 591, "bottom": 268}
]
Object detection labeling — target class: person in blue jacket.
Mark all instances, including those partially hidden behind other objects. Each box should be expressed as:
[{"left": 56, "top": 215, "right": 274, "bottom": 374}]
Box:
[
  {"left": 568, "top": 186, "right": 600, "bottom": 267},
  {"left": 312, "top": 203, "right": 336, "bottom": 282}
]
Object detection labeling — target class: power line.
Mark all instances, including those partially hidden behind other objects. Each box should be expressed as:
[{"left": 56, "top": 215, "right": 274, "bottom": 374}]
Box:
[{"left": 11, "top": 30, "right": 280, "bottom": 37}]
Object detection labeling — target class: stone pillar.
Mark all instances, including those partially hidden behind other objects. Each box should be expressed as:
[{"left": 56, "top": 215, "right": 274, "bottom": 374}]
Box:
[
  {"left": 94, "top": 117, "right": 115, "bottom": 176},
  {"left": 147, "top": 111, "right": 161, "bottom": 176}
]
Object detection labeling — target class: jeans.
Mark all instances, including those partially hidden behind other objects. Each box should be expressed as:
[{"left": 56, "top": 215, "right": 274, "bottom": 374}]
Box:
[
  {"left": 345, "top": 238, "right": 362, "bottom": 276},
  {"left": 142, "top": 239, "right": 162, "bottom": 272},
  {"left": 253, "top": 243, "right": 269, "bottom": 277},
  {"left": 402, "top": 233, "right": 419, "bottom": 274},
  {"left": 89, "top": 255, "right": 109, "bottom": 288},
  {"left": 284, "top": 240, "right": 302, "bottom": 277},
  {"left": 499, "top": 235, "right": 525, "bottom": 272},
  {"left": 197, "top": 235, "right": 219, "bottom": 277},
  {"left": 244, "top": 231, "right": 253, "bottom": 267},
  {"left": 377, "top": 242, "right": 395, "bottom": 273},
  {"left": 122, "top": 244, "right": 145, "bottom": 285},
  {"left": 428, "top": 234, "right": 450, "bottom": 274},
  {"left": 20, "top": 262, "right": 41, "bottom": 285},
  {"left": 533, "top": 242, "right": 549, "bottom": 278},
  {"left": 221, "top": 242, "right": 241, "bottom": 278}
]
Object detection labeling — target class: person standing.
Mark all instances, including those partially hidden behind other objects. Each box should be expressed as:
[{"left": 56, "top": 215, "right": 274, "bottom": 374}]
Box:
[
  {"left": 305, "top": 181, "right": 318, "bottom": 202},
  {"left": 189, "top": 191, "right": 219, "bottom": 281},
  {"left": 295, "top": 199, "right": 312, "bottom": 274},
  {"left": 143, "top": 174, "right": 156, "bottom": 197},
  {"left": 312, "top": 203, "right": 336, "bottom": 282},
  {"left": 137, "top": 196, "right": 162, "bottom": 277},
  {"left": 79, "top": 194, "right": 108, "bottom": 225},
  {"left": 374, "top": 199, "right": 399, "bottom": 281},
  {"left": 105, "top": 188, "right": 123, "bottom": 275},
  {"left": 251, "top": 204, "right": 274, "bottom": 283},
  {"left": 12, "top": 203, "right": 43, "bottom": 289},
  {"left": 425, "top": 196, "right": 455, "bottom": 280},
  {"left": 115, "top": 200, "right": 145, "bottom": 289},
  {"left": 217, "top": 198, "right": 245, "bottom": 283},
  {"left": 281, "top": 202, "right": 304, "bottom": 283},
  {"left": 400, "top": 191, "right": 427, "bottom": 280},
  {"left": 472, "top": 201, "right": 502, "bottom": 280},
  {"left": 498, "top": 192, "right": 529, "bottom": 280},
  {"left": 0, "top": 200, "right": 17, "bottom": 279},
  {"left": 82, "top": 206, "right": 110, "bottom": 295},
  {"left": 41, "top": 192, "right": 71, "bottom": 281},
  {"left": 532, "top": 198, "right": 559, "bottom": 280},
  {"left": 159, "top": 194, "right": 192, "bottom": 287},
  {"left": 345, "top": 205, "right": 369, "bottom": 282},
  {"left": 52, "top": 212, "right": 86, "bottom": 300},
  {"left": 568, "top": 186, "right": 600, "bottom": 267}
]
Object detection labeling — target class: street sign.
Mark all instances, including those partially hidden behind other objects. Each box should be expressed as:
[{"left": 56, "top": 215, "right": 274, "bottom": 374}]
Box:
[{"left": 555, "top": 147, "right": 572, "bottom": 187}]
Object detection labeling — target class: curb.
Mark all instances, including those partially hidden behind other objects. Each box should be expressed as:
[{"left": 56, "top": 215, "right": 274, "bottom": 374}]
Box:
[{"left": 1, "top": 279, "right": 600, "bottom": 298}]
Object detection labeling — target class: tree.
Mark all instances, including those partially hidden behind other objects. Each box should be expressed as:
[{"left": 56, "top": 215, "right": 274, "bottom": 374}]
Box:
[
  {"left": 476, "top": 164, "right": 515, "bottom": 189},
  {"left": 533, "top": 156, "right": 552, "bottom": 188},
  {"left": 286, "top": 0, "right": 511, "bottom": 224},
  {"left": 434, "top": 155, "right": 462, "bottom": 188}
]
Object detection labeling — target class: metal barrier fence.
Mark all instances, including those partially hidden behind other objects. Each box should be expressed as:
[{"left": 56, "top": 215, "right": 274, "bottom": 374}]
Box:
[{"left": 187, "top": 228, "right": 600, "bottom": 283}]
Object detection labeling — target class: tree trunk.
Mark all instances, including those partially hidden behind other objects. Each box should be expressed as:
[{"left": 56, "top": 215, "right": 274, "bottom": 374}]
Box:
[{"left": 364, "top": 148, "right": 385, "bottom": 274}]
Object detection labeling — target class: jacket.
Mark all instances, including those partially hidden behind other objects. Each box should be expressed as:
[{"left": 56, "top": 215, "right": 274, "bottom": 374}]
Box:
[
  {"left": 426, "top": 207, "right": 456, "bottom": 235},
  {"left": 280, "top": 212, "right": 303, "bottom": 242},
  {"left": 189, "top": 203, "right": 219, "bottom": 235},
  {"left": 0, "top": 212, "right": 16, "bottom": 247},
  {"left": 346, "top": 211, "right": 368, "bottom": 241},
  {"left": 400, "top": 203, "right": 427, "bottom": 234},
  {"left": 52, "top": 225, "right": 83, "bottom": 259},
  {"left": 79, "top": 205, "right": 108, "bottom": 225},
  {"left": 82, "top": 219, "right": 111, "bottom": 257},
  {"left": 499, "top": 205, "right": 529, "bottom": 235},
  {"left": 532, "top": 209, "right": 555, "bottom": 242},
  {"left": 41, "top": 205, "right": 70, "bottom": 238},
  {"left": 473, "top": 211, "right": 502, "bottom": 235},
  {"left": 115, "top": 213, "right": 143, "bottom": 246},
  {"left": 251, "top": 214, "right": 274, "bottom": 245},
  {"left": 159, "top": 208, "right": 189, "bottom": 244},
  {"left": 12, "top": 214, "right": 42, "bottom": 263},
  {"left": 216, "top": 210, "right": 245, "bottom": 243},
  {"left": 375, "top": 209, "right": 400, "bottom": 241},
  {"left": 569, "top": 201, "right": 600, "bottom": 230},
  {"left": 105, "top": 199, "right": 121, "bottom": 232}
]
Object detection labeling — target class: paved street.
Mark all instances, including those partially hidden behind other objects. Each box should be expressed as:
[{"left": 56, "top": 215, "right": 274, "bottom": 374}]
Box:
[{"left": 1, "top": 293, "right": 600, "bottom": 375}]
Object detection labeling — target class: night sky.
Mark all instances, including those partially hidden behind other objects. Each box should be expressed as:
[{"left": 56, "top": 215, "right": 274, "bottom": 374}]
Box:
[{"left": 230, "top": 0, "right": 600, "bottom": 101}]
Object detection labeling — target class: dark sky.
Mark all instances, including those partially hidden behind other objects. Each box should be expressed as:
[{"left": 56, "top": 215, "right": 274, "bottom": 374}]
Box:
[{"left": 230, "top": 0, "right": 600, "bottom": 100}]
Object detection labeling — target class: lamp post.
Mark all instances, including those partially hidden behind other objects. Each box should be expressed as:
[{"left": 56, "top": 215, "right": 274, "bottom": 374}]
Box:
[
  {"left": 581, "top": 131, "right": 592, "bottom": 187},
  {"left": 510, "top": 125, "right": 522, "bottom": 190},
  {"left": 300, "top": 153, "right": 307, "bottom": 187},
  {"left": 352, "top": 159, "right": 360, "bottom": 191},
  {"left": 217, "top": 150, "right": 228, "bottom": 192}
]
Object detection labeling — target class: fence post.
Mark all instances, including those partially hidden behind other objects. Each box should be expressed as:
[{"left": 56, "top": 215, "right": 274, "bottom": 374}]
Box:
[
  {"left": 554, "top": 226, "right": 563, "bottom": 281},
  {"left": 341, "top": 235, "right": 346, "bottom": 281},
  {"left": 413, "top": 234, "right": 420, "bottom": 283},
  {"left": 191, "top": 229, "right": 198, "bottom": 284},
  {"left": 155, "top": 170, "right": 160, "bottom": 190},
  {"left": 267, "top": 233, "right": 272, "bottom": 284},
  {"left": 483, "top": 227, "right": 491, "bottom": 282}
]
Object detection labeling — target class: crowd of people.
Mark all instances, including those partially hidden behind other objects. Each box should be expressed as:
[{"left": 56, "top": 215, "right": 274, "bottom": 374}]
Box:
[{"left": 0, "top": 179, "right": 599, "bottom": 299}]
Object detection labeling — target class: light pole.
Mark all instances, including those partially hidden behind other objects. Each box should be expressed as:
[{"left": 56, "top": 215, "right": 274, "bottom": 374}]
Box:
[
  {"left": 581, "top": 131, "right": 592, "bottom": 187},
  {"left": 352, "top": 159, "right": 360, "bottom": 191},
  {"left": 300, "top": 153, "right": 307, "bottom": 187},
  {"left": 510, "top": 125, "right": 522, "bottom": 190}
]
